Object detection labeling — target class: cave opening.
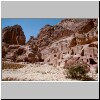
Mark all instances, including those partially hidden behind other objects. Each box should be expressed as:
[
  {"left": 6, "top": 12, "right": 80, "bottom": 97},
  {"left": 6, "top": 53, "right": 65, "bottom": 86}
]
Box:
[
  {"left": 89, "top": 58, "right": 97, "bottom": 64},
  {"left": 54, "top": 54, "right": 57, "bottom": 57},
  {"left": 87, "top": 59, "right": 88, "bottom": 62},
  {"left": 81, "top": 49, "right": 84, "bottom": 56}
]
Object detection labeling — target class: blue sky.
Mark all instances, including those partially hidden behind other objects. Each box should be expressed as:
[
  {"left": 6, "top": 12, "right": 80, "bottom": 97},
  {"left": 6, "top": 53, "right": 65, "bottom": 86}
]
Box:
[{"left": 2, "top": 18, "right": 63, "bottom": 42}]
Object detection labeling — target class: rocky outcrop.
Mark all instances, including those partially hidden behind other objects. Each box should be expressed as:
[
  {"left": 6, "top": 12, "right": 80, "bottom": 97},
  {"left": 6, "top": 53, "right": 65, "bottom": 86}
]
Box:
[
  {"left": 39, "top": 19, "right": 98, "bottom": 68},
  {"left": 27, "top": 36, "right": 37, "bottom": 45},
  {"left": 2, "top": 25, "right": 43, "bottom": 63},
  {"left": 37, "top": 24, "right": 74, "bottom": 50},
  {"left": 16, "top": 45, "right": 43, "bottom": 63},
  {"left": 2, "top": 42, "right": 9, "bottom": 58},
  {"left": 2, "top": 19, "right": 98, "bottom": 69},
  {"left": 2, "top": 25, "right": 26, "bottom": 45},
  {"left": 2, "top": 43, "right": 43, "bottom": 63}
]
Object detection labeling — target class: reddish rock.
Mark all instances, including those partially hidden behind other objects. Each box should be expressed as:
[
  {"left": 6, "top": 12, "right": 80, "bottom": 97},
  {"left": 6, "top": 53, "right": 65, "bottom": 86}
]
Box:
[
  {"left": 2, "top": 42, "right": 9, "bottom": 58},
  {"left": 69, "top": 37, "right": 77, "bottom": 47},
  {"left": 8, "top": 45, "right": 20, "bottom": 49},
  {"left": 78, "top": 20, "right": 94, "bottom": 34},
  {"left": 64, "top": 57, "right": 80, "bottom": 67},
  {"left": 28, "top": 52, "right": 35, "bottom": 57},
  {"left": 2, "top": 19, "right": 98, "bottom": 68},
  {"left": 88, "top": 42, "right": 98, "bottom": 48},
  {"left": 17, "top": 47, "right": 25, "bottom": 55},
  {"left": 2, "top": 25, "right": 26, "bottom": 45}
]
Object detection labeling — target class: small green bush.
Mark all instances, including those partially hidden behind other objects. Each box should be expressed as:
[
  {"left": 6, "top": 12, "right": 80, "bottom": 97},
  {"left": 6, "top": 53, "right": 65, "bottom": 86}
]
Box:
[{"left": 65, "top": 63, "right": 95, "bottom": 81}]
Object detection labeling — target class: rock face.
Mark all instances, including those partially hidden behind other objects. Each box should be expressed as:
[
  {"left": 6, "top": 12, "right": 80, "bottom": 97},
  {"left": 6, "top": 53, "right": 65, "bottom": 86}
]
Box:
[
  {"left": 15, "top": 45, "right": 43, "bottom": 63},
  {"left": 2, "top": 19, "right": 98, "bottom": 68},
  {"left": 2, "top": 25, "right": 43, "bottom": 63},
  {"left": 39, "top": 19, "right": 98, "bottom": 68},
  {"left": 2, "top": 25, "right": 26, "bottom": 45}
]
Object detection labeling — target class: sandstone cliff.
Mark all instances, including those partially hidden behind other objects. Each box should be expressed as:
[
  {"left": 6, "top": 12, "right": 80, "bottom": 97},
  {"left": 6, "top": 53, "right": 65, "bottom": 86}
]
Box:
[
  {"left": 2, "top": 19, "right": 98, "bottom": 69},
  {"left": 38, "top": 19, "right": 98, "bottom": 68},
  {"left": 2, "top": 25, "right": 43, "bottom": 63},
  {"left": 2, "top": 24, "right": 26, "bottom": 45}
]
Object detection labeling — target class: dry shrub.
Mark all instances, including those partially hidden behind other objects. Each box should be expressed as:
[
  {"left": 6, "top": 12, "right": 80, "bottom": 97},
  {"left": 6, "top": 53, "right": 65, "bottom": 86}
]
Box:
[
  {"left": 2, "top": 61, "right": 25, "bottom": 69},
  {"left": 65, "top": 63, "right": 95, "bottom": 81},
  {"left": 2, "top": 77, "right": 19, "bottom": 81},
  {"left": 2, "top": 77, "right": 33, "bottom": 81}
]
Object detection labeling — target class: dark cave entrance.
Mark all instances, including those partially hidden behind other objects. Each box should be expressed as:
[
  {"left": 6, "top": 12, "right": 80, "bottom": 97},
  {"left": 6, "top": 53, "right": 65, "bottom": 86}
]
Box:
[{"left": 89, "top": 58, "right": 97, "bottom": 65}]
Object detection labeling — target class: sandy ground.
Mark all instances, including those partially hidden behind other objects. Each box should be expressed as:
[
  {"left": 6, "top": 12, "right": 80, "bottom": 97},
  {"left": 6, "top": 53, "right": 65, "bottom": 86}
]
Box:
[
  {"left": 2, "top": 62, "right": 98, "bottom": 81},
  {"left": 2, "top": 63, "right": 78, "bottom": 81}
]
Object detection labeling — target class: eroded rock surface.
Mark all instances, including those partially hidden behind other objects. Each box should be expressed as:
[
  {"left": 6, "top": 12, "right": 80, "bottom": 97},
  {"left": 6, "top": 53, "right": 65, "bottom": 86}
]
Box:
[
  {"left": 2, "top": 19, "right": 98, "bottom": 69},
  {"left": 2, "top": 25, "right": 26, "bottom": 45},
  {"left": 2, "top": 25, "right": 43, "bottom": 63},
  {"left": 39, "top": 19, "right": 98, "bottom": 68}
]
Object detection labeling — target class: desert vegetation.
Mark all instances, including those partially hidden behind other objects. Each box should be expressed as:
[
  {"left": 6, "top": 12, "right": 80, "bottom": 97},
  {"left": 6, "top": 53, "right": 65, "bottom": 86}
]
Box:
[
  {"left": 64, "top": 62, "right": 97, "bottom": 81},
  {"left": 2, "top": 61, "right": 25, "bottom": 69},
  {"left": 2, "top": 19, "right": 98, "bottom": 81}
]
